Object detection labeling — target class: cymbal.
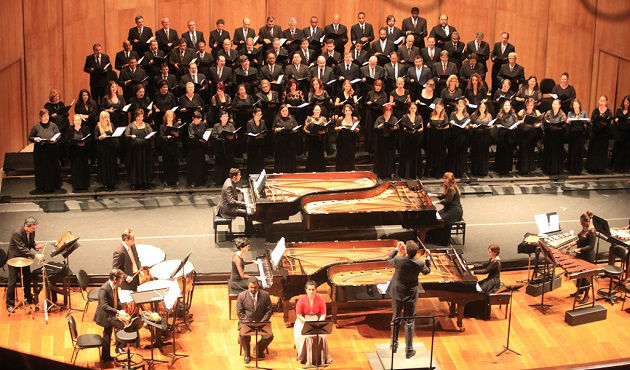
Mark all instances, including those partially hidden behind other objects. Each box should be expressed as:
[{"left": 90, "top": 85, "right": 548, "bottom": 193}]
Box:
[{"left": 7, "top": 257, "right": 34, "bottom": 268}]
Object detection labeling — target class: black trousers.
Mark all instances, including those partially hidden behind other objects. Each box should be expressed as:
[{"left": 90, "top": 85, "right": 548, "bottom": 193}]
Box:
[
  {"left": 391, "top": 298, "right": 418, "bottom": 352},
  {"left": 6, "top": 265, "right": 33, "bottom": 307},
  {"left": 240, "top": 333, "right": 274, "bottom": 357},
  {"left": 101, "top": 319, "right": 124, "bottom": 359}
]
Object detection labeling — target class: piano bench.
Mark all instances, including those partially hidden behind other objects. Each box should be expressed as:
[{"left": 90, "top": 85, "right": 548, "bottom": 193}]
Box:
[
  {"left": 450, "top": 220, "right": 466, "bottom": 245},
  {"left": 228, "top": 287, "right": 239, "bottom": 320},
  {"left": 488, "top": 292, "right": 511, "bottom": 319},
  {"left": 214, "top": 208, "right": 233, "bottom": 243}
]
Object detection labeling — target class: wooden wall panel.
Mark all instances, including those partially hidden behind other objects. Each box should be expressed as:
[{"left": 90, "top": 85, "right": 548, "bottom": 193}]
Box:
[
  {"left": 155, "top": 0, "right": 211, "bottom": 38},
  {"left": 104, "top": 0, "right": 157, "bottom": 58},
  {"left": 62, "top": 0, "right": 106, "bottom": 104},
  {"left": 0, "top": 62, "right": 26, "bottom": 166},
  {"left": 440, "top": 0, "right": 495, "bottom": 43},
  {"left": 209, "top": 0, "right": 266, "bottom": 37},
  {"left": 267, "top": 1, "right": 326, "bottom": 32},
  {"left": 594, "top": 52, "right": 618, "bottom": 110},
  {"left": 594, "top": 0, "right": 630, "bottom": 60},
  {"left": 23, "top": 0, "right": 64, "bottom": 133},
  {"left": 616, "top": 60, "right": 630, "bottom": 109}
]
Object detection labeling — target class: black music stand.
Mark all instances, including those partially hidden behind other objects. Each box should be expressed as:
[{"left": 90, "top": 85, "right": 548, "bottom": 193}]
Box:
[
  {"left": 164, "top": 296, "right": 189, "bottom": 366},
  {"left": 239, "top": 321, "right": 272, "bottom": 370},
  {"left": 170, "top": 252, "right": 193, "bottom": 331},
  {"left": 496, "top": 284, "right": 524, "bottom": 357},
  {"left": 132, "top": 289, "right": 169, "bottom": 368},
  {"left": 301, "top": 320, "right": 333, "bottom": 370},
  {"left": 50, "top": 237, "right": 80, "bottom": 312}
]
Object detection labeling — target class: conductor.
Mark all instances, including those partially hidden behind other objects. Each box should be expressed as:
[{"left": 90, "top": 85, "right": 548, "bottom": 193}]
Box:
[{"left": 387, "top": 240, "right": 432, "bottom": 359}]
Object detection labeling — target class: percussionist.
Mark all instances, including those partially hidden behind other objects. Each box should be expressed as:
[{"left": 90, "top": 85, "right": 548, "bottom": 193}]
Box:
[{"left": 6, "top": 217, "right": 44, "bottom": 313}]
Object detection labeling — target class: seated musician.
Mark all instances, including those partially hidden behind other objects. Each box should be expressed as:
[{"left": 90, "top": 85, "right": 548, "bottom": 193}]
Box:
[
  {"left": 94, "top": 269, "right": 127, "bottom": 362},
  {"left": 229, "top": 238, "right": 261, "bottom": 293},
  {"left": 570, "top": 210, "right": 596, "bottom": 303},
  {"left": 6, "top": 217, "right": 44, "bottom": 313},
  {"left": 237, "top": 277, "right": 273, "bottom": 364},
  {"left": 471, "top": 244, "right": 502, "bottom": 293},
  {"left": 112, "top": 228, "right": 142, "bottom": 291},
  {"left": 427, "top": 172, "right": 463, "bottom": 246},
  {"left": 218, "top": 168, "right": 252, "bottom": 234},
  {"left": 294, "top": 281, "right": 332, "bottom": 367}
]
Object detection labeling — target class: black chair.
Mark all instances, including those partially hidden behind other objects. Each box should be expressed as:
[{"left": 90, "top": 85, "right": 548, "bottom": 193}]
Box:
[
  {"left": 67, "top": 314, "right": 103, "bottom": 368},
  {"left": 77, "top": 269, "right": 100, "bottom": 321},
  {"left": 450, "top": 220, "right": 466, "bottom": 245},
  {"left": 114, "top": 316, "right": 144, "bottom": 369},
  {"left": 597, "top": 245, "right": 629, "bottom": 305},
  {"left": 0, "top": 248, "right": 8, "bottom": 295},
  {"left": 540, "top": 78, "right": 555, "bottom": 94},
  {"left": 213, "top": 207, "right": 233, "bottom": 242}
]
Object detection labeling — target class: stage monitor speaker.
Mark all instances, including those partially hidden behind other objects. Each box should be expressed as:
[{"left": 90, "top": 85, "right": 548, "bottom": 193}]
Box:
[{"left": 564, "top": 305, "right": 607, "bottom": 326}]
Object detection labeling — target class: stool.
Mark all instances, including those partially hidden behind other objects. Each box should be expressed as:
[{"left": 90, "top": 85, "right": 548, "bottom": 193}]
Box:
[
  {"left": 114, "top": 318, "right": 144, "bottom": 369},
  {"left": 213, "top": 207, "right": 233, "bottom": 243},
  {"left": 488, "top": 292, "right": 511, "bottom": 319},
  {"left": 450, "top": 220, "right": 466, "bottom": 245},
  {"left": 597, "top": 264, "right": 624, "bottom": 305},
  {"left": 228, "top": 286, "right": 239, "bottom": 320}
]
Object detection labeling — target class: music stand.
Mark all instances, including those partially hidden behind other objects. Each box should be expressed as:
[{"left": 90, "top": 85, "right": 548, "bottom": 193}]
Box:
[
  {"left": 496, "top": 284, "right": 524, "bottom": 357},
  {"left": 50, "top": 237, "right": 80, "bottom": 312},
  {"left": 239, "top": 321, "right": 272, "bottom": 370},
  {"left": 300, "top": 320, "right": 333, "bottom": 370},
  {"left": 170, "top": 252, "right": 193, "bottom": 330}
]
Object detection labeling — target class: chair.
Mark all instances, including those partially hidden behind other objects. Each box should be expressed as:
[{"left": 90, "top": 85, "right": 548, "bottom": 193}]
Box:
[
  {"left": 67, "top": 314, "right": 103, "bottom": 368},
  {"left": 77, "top": 269, "right": 100, "bottom": 321},
  {"left": 450, "top": 220, "right": 466, "bottom": 245},
  {"left": 597, "top": 245, "right": 629, "bottom": 305},
  {"left": 228, "top": 285, "right": 239, "bottom": 320},
  {"left": 114, "top": 316, "right": 144, "bottom": 369},
  {"left": 213, "top": 207, "right": 233, "bottom": 242},
  {"left": 540, "top": 78, "right": 556, "bottom": 94}
]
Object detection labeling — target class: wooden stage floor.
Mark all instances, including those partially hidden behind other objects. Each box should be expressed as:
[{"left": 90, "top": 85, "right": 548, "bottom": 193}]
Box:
[{"left": 1, "top": 269, "right": 629, "bottom": 370}]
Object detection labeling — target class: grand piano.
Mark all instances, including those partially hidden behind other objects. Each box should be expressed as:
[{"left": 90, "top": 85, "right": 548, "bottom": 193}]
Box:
[
  {"left": 254, "top": 239, "right": 481, "bottom": 330},
  {"left": 242, "top": 170, "right": 380, "bottom": 224}
]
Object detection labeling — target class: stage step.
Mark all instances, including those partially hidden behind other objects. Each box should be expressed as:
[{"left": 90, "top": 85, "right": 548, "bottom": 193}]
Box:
[{"left": 367, "top": 342, "right": 439, "bottom": 370}]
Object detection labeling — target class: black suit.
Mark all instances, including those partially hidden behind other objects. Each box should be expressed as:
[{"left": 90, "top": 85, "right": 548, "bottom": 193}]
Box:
[
  {"left": 128, "top": 26, "right": 153, "bottom": 54},
  {"left": 405, "top": 66, "right": 433, "bottom": 90},
  {"left": 310, "top": 66, "right": 335, "bottom": 85},
  {"left": 258, "top": 25, "right": 283, "bottom": 53},
  {"left": 196, "top": 51, "right": 214, "bottom": 77},
  {"left": 498, "top": 63, "right": 525, "bottom": 92},
  {"left": 432, "top": 61, "right": 458, "bottom": 88},
  {"left": 324, "top": 23, "right": 348, "bottom": 54},
  {"left": 284, "top": 63, "right": 311, "bottom": 81},
  {"left": 112, "top": 242, "right": 141, "bottom": 291},
  {"left": 282, "top": 28, "right": 304, "bottom": 54},
  {"left": 322, "top": 51, "right": 342, "bottom": 68},
  {"left": 84, "top": 53, "right": 113, "bottom": 103},
  {"left": 233, "top": 68, "right": 259, "bottom": 94},
  {"left": 371, "top": 39, "right": 396, "bottom": 59},
  {"left": 398, "top": 45, "right": 420, "bottom": 67},
  {"left": 259, "top": 63, "right": 284, "bottom": 84},
  {"left": 119, "top": 67, "right": 147, "bottom": 101},
  {"left": 237, "top": 289, "right": 274, "bottom": 358},
  {"left": 297, "top": 48, "right": 316, "bottom": 66},
  {"left": 153, "top": 73, "right": 178, "bottom": 94},
  {"left": 6, "top": 227, "right": 36, "bottom": 308},
  {"left": 233, "top": 27, "right": 256, "bottom": 51},
  {"left": 93, "top": 281, "right": 124, "bottom": 359},
  {"left": 181, "top": 30, "right": 205, "bottom": 49},
  {"left": 443, "top": 41, "right": 465, "bottom": 67},
  {"left": 336, "top": 62, "right": 361, "bottom": 81},
  {"left": 459, "top": 61, "right": 486, "bottom": 86},
  {"left": 218, "top": 177, "right": 247, "bottom": 218},
  {"left": 141, "top": 49, "right": 166, "bottom": 77},
  {"left": 491, "top": 42, "right": 515, "bottom": 92},
  {"left": 303, "top": 26, "right": 325, "bottom": 56},
  {"left": 384, "top": 62, "right": 407, "bottom": 91},
  {"left": 115, "top": 50, "right": 139, "bottom": 71},
  {"left": 217, "top": 49, "right": 240, "bottom": 69},
  {"left": 181, "top": 73, "right": 209, "bottom": 94},
  {"left": 361, "top": 65, "right": 385, "bottom": 81},
  {"left": 385, "top": 26, "right": 404, "bottom": 45},
  {"left": 351, "top": 23, "right": 375, "bottom": 53},
  {"left": 155, "top": 28, "right": 179, "bottom": 53},
  {"left": 401, "top": 16, "right": 428, "bottom": 49},
  {"left": 208, "top": 66, "right": 233, "bottom": 89},
  {"left": 351, "top": 49, "right": 369, "bottom": 66},
  {"left": 169, "top": 47, "right": 196, "bottom": 76},
  {"left": 466, "top": 40, "right": 490, "bottom": 68},
  {"left": 386, "top": 248, "right": 431, "bottom": 353},
  {"left": 419, "top": 47, "right": 441, "bottom": 67},
  {"left": 209, "top": 30, "right": 231, "bottom": 55},
  {"left": 429, "top": 25, "right": 457, "bottom": 48}
]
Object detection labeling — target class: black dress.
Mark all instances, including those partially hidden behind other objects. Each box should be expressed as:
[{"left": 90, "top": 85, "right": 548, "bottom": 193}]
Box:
[
  {"left": 473, "top": 259, "right": 501, "bottom": 293},
  {"left": 470, "top": 112, "right": 492, "bottom": 176},
  {"left": 494, "top": 112, "right": 517, "bottom": 175},
  {"left": 100, "top": 94, "right": 127, "bottom": 128},
  {"left": 228, "top": 255, "right": 250, "bottom": 293},
  {"left": 256, "top": 91, "right": 280, "bottom": 155},
  {"left": 551, "top": 84, "right": 576, "bottom": 113},
  {"left": 212, "top": 122, "right": 237, "bottom": 184},
  {"left": 426, "top": 117, "right": 449, "bottom": 178},
  {"left": 45, "top": 101, "right": 70, "bottom": 163},
  {"left": 29, "top": 122, "right": 61, "bottom": 193},
  {"left": 187, "top": 122, "right": 209, "bottom": 186},
  {"left": 66, "top": 125, "right": 91, "bottom": 191},
  {"left": 159, "top": 124, "right": 180, "bottom": 186},
  {"left": 308, "top": 90, "right": 332, "bottom": 119},
  {"left": 373, "top": 114, "right": 398, "bottom": 178},
  {"left": 587, "top": 108, "right": 612, "bottom": 172},
  {"left": 232, "top": 95, "right": 255, "bottom": 156},
  {"left": 447, "top": 112, "right": 470, "bottom": 178},
  {"left": 566, "top": 111, "right": 589, "bottom": 175},
  {"left": 514, "top": 87, "right": 541, "bottom": 112},
  {"left": 398, "top": 114, "right": 424, "bottom": 179},
  {"left": 389, "top": 89, "right": 410, "bottom": 119},
  {"left": 365, "top": 90, "right": 388, "bottom": 153},
  {"left": 440, "top": 88, "right": 463, "bottom": 116},
  {"left": 209, "top": 93, "right": 232, "bottom": 126},
  {"left": 335, "top": 116, "right": 359, "bottom": 171},
  {"left": 575, "top": 228, "right": 596, "bottom": 291},
  {"left": 246, "top": 119, "right": 267, "bottom": 175},
  {"left": 153, "top": 91, "right": 176, "bottom": 127},
  {"left": 273, "top": 115, "right": 298, "bottom": 173},
  {"left": 304, "top": 116, "right": 328, "bottom": 172},
  {"left": 125, "top": 122, "right": 154, "bottom": 188},
  {"left": 427, "top": 187, "right": 463, "bottom": 246},
  {"left": 516, "top": 110, "right": 542, "bottom": 175},
  {"left": 75, "top": 99, "right": 99, "bottom": 163},
  {"left": 542, "top": 109, "right": 567, "bottom": 175},
  {"left": 464, "top": 87, "right": 488, "bottom": 107},
  {"left": 612, "top": 108, "right": 630, "bottom": 172},
  {"left": 94, "top": 125, "right": 119, "bottom": 189}
]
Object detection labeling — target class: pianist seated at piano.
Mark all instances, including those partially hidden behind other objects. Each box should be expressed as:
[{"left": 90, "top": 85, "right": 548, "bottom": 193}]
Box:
[
  {"left": 294, "top": 281, "right": 333, "bottom": 368},
  {"left": 426, "top": 172, "right": 463, "bottom": 246},
  {"left": 229, "top": 238, "right": 260, "bottom": 293},
  {"left": 570, "top": 210, "right": 596, "bottom": 303},
  {"left": 471, "top": 244, "right": 502, "bottom": 294},
  {"left": 218, "top": 168, "right": 253, "bottom": 234}
]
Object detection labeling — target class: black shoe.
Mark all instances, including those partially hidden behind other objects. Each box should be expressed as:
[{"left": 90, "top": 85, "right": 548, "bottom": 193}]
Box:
[
  {"left": 405, "top": 349, "right": 416, "bottom": 359},
  {"left": 244, "top": 356, "right": 251, "bottom": 364},
  {"left": 390, "top": 342, "right": 398, "bottom": 353},
  {"left": 570, "top": 291, "right": 579, "bottom": 297},
  {"left": 257, "top": 352, "right": 266, "bottom": 359},
  {"left": 6, "top": 306, "right": 15, "bottom": 313}
]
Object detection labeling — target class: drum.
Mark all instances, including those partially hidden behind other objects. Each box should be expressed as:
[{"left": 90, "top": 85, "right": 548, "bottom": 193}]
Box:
[
  {"left": 135, "top": 244, "right": 166, "bottom": 267},
  {"left": 137, "top": 279, "right": 181, "bottom": 313},
  {"left": 611, "top": 228, "right": 630, "bottom": 241},
  {"left": 117, "top": 288, "right": 136, "bottom": 318},
  {"left": 149, "top": 260, "right": 195, "bottom": 299}
]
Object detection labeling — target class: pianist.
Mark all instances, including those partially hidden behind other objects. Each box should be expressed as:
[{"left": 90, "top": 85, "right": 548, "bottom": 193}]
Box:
[
  {"left": 218, "top": 168, "right": 253, "bottom": 234},
  {"left": 471, "top": 244, "right": 502, "bottom": 293},
  {"left": 570, "top": 210, "right": 596, "bottom": 303},
  {"left": 229, "top": 238, "right": 258, "bottom": 293}
]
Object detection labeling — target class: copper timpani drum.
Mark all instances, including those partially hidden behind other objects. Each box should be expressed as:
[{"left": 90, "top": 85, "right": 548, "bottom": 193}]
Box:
[{"left": 149, "top": 259, "right": 195, "bottom": 299}]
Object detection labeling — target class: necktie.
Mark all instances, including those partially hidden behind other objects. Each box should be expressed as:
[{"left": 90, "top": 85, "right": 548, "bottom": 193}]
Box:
[
  {"left": 370, "top": 68, "right": 374, "bottom": 78},
  {"left": 252, "top": 293, "right": 257, "bottom": 308},
  {"left": 181, "top": 51, "right": 185, "bottom": 60},
  {"left": 192, "top": 32, "right": 196, "bottom": 44},
  {"left": 291, "top": 30, "right": 294, "bottom": 37},
  {"left": 27, "top": 232, "right": 31, "bottom": 245},
  {"left": 355, "top": 50, "right": 359, "bottom": 60},
  {"left": 270, "top": 28, "right": 273, "bottom": 37},
  {"left": 139, "top": 27, "right": 142, "bottom": 36},
  {"left": 443, "top": 63, "right": 447, "bottom": 73},
  {"left": 125, "top": 51, "right": 129, "bottom": 58},
  {"left": 394, "top": 64, "right": 398, "bottom": 79},
  {"left": 429, "top": 49, "right": 433, "bottom": 59},
  {"left": 510, "top": 65, "right": 513, "bottom": 72},
  {"left": 412, "top": 18, "right": 417, "bottom": 28},
  {"left": 346, "top": 64, "right": 349, "bottom": 71},
  {"left": 361, "top": 24, "right": 364, "bottom": 33},
  {"left": 163, "top": 75, "right": 167, "bottom": 80},
  {"left": 245, "top": 69, "right": 248, "bottom": 76},
  {"left": 311, "top": 27, "right": 315, "bottom": 36},
  {"left": 271, "top": 64, "right": 274, "bottom": 74},
  {"left": 219, "top": 30, "right": 222, "bottom": 36},
  {"left": 389, "top": 28, "right": 392, "bottom": 35},
  {"left": 334, "top": 25, "right": 338, "bottom": 32},
  {"left": 296, "top": 65, "right": 300, "bottom": 73},
  {"left": 97, "top": 56, "right": 100, "bottom": 66},
  {"left": 218, "top": 68, "right": 222, "bottom": 79},
  {"left": 166, "top": 29, "right": 169, "bottom": 39},
  {"left": 154, "top": 51, "right": 157, "bottom": 57},
  {"left": 128, "top": 245, "right": 139, "bottom": 273}
]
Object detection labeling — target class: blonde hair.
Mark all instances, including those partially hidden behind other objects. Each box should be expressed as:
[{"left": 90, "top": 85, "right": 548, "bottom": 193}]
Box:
[
  {"left": 97, "top": 111, "right": 112, "bottom": 134},
  {"left": 163, "top": 110, "right": 175, "bottom": 125},
  {"left": 446, "top": 74, "right": 458, "bottom": 89}
]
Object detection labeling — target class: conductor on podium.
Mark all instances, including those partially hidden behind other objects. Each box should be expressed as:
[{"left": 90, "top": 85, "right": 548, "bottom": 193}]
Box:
[{"left": 237, "top": 277, "right": 274, "bottom": 364}]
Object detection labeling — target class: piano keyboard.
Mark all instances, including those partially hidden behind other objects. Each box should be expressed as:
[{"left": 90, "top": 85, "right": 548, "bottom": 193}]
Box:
[
  {"left": 255, "top": 256, "right": 272, "bottom": 289},
  {"left": 240, "top": 188, "right": 255, "bottom": 215}
]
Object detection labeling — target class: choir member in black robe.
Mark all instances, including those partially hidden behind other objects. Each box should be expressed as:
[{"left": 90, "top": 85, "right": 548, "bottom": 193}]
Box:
[
  {"left": 66, "top": 114, "right": 91, "bottom": 191},
  {"left": 246, "top": 108, "right": 267, "bottom": 175},
  {"left": 542, "top": 99, "right": 567, "bottom": 175},
  {"left": 101, "top": 81, "right": 127, "bottom": 128},
  {"left": 439, "top": 75, "right": 462, "bottom": 116},
  {"left": 587, "top": 96, "right": 612, "bottom": 173},
  {"left": 304, "top": 106, "right": 328, "bottom": 172},
  {"left": 209, "top": 82, "right": 232, "bottom": 125},
  {"left": 125, "top": 109, "right": 154, "bottom": 189},
  {"left": 273, "top": 105, "right": 299, "bottom": 173},
  {"left": 283, "top": 79, "right": 307, "bottom": 154},
  {"left": 94, "top": 111, "right": 119, "bottom": 190},
  {"left": 177, "top": 82, "right": 204, "bottom": 157},
  {"left": 514, "top": 76, "right": 541, "bottom": 113},
  {"left": 74, "top": 89, "right": 99, "bottom": 164},
  {"left": 334, "top": 80, "right": 359, "bottom": 117},
  {"left": 417, "top": 80, "right": 437, "bottom": 124},
  {"left": 469, "top": 102, "right": 493, "bottom": 177},
  {"left": 398, "top": 102, "right": 424, "bottom": 179},
  {"left": 186, "top": 111, "right": 209, "bottom": 187},
  {"left": 516, "top": 99, "right": 542, "bottom": 175},
  {"left": 389, "top": 78, "right": 410, "bottom": 120},
  {"left": 29, "top": 109, "right": 61, "bottom": 193},
  {"left": 551, "top": 73, "right": 576, "bottom": 114},
  {"left": 232, "top": 84, "right": 255, "bottom": 157},
  {"left": 334, "top": 105, "right": 360, "bottom": 171},
  {"left": 45, "top": 89, "right": 71, "bottom": 164},
  {"left": 425, "top": 100, "right": 449, "bottom": 178},
  {"left": 152, "top": 81, "right": 176, "bottom": 128},
  {"left": 308, "top": 78, "right": 332, "bottom": 121},
  {"left": 494, "top": 100, "right": 518, "bottom": 175},
  {"left": 374, "top": 105, "right": 398, "bottom": 178},
  {"left": 256, "top": 80, "right": 280, "bottom": 156},
  {"left": 158, "top": 110, "right": 180, "bottom": 187},
  {"left": 365, "top": 80, "right": 388, "bottom": 153},
  {"left": 612, "top": 96, "right": 630, "bottom": 173},
  {"left": 127, "top": 84, "right": 153, "bottom": 126},
  {"left": 463, "top": 73, "right": 487, "bottom": 108},
  {"left": 212, "top": 111, "right": 237, "bottom": 185},
  {"left": 447, "top": 98, "right": 470, "bottom": 178},
  {"left": 566, "top": 99, "right": 590, "bottom": 175}
]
